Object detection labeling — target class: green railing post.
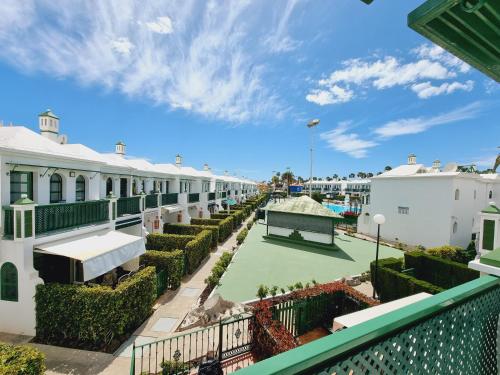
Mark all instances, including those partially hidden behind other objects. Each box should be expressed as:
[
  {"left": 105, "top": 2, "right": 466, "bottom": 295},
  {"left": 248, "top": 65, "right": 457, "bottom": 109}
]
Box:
[{"left": 130, "top": 342, "right": 135, "bottom": 375}]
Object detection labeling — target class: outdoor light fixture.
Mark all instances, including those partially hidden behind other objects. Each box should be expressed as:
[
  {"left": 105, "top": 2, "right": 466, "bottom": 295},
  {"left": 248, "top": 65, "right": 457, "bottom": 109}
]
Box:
[
  {"left": 372, "top": 213, "right": 385, "bottom": 299},
  {"left": 307, "top": 119, "right": 320, "bottom": 197},
  {"left": 69, "top": 171, "right": 75, "bottom": 177}
]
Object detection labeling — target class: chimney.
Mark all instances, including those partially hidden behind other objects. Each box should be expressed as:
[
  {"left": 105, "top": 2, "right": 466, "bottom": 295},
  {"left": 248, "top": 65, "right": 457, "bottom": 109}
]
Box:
[
  {"left": 224, "top": 170, "right": 229, "bottom": 176},
  {"left": 407, "top": 153, "right": 416, "bottom": 165},
  {"left": 175, "top": 154, "right": 182, "bottom": 167},
  {"left": 39, "top": 109, "right": 61, "bottom": 142},
  {"left": 432, "top": 160, "right": 441, "bottom": 170},
  {"left": 203, "top": 163, "right": 209, "bottom": 171},
  {"left": 115, "top": 141, "right": 126, "bottom": 157}
]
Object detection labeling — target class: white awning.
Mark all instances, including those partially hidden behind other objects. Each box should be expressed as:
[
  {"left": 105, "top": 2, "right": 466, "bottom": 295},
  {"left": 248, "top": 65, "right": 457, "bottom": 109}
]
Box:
[
  {"left": 35, "top": 230, "right": 145, "bottom": 281},
  {"left": 332, "top": 293, "right": 431, "bottom": 330},
  {"left": 161, "top": 204, "right": 184, "bottom": 213}
]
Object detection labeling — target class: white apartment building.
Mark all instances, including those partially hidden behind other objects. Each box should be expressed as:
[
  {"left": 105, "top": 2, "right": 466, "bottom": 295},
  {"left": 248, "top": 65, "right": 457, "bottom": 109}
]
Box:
[
  {"left": 0, "top": 110, "right": 258, "bottom": 335},
  {"left": 357, "top": 154, "right": 500, "bottom": 249},
  {"left": 303, "top": 179, "right": 371, "bottom": 198}
]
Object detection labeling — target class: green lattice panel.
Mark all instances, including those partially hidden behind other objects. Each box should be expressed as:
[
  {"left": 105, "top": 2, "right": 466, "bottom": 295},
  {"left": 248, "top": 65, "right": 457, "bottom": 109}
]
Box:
[{"left": 314, "top": 286, "right": 500, "bottom": 375}]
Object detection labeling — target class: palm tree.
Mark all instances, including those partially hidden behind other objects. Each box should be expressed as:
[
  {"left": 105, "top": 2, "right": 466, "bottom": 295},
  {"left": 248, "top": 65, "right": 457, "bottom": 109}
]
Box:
[
  {"left": 281, "top": 170, "right": 294, "bottom": 186},
  {"left": 367, "top": 172, "right": 374, "bottom": 178},
  {"left": 349, "top": 173, "right": 355, "bottom": 178},
  {"left": 332, "top": 174, "right": 339, "bottom": 180},
  {"left": 384, "top": 165, "right": 392, "bottom": 171}
]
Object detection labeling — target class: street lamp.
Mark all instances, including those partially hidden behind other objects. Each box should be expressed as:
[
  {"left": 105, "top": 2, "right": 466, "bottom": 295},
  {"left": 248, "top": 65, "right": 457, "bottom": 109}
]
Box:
[
  {"left": 372, "top": 214, "right": 386, "bottom": 299},
  {"left": 307, "top": 119, "right": 320, "bottom": 198}
]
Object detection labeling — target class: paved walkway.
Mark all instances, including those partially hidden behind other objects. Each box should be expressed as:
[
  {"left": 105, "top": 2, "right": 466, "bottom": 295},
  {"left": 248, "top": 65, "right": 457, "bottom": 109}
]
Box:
[{"left": 1, "top": 216, "right": 254, "bottom": 375}]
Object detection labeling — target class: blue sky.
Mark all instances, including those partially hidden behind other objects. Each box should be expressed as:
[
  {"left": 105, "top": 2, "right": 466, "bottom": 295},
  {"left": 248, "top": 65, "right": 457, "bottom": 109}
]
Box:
[{"left": 0, "top": 0, "right": 498, "bottom": 181}]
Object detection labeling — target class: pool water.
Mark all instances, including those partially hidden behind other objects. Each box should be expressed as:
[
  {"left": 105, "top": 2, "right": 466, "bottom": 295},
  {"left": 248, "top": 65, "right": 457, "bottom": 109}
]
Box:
[{"left": 324, "top": 203, "right": 360, "bottom": 214}]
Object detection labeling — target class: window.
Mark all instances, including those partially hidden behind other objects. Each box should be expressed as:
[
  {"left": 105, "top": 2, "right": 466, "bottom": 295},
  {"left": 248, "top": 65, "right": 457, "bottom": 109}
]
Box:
[
  {"left": 10, "top": 171, "right": 33, "bottom": 203},
  {"left": 489, "top": 190, "right": 493, "bottom": 199},
  {"left": 165, "top": 181, "right": 169, "bottom": 194},
  {"left": 141, "top": 180, "right": 145, "bottom": 194},
  {"left": 132, "top": 180, "right": 138, "bottom": 195},
  {"left": 453, "top": 222, "right": 458, "bottom": 234},
  {"left": 50, "top": 173, "right": 63, "bottom": 203},
  {"left": 454, "top": 189, "right": 460, "bottom": 200},
  {"left": 398, "top": 206, "right": 409, "bottom": 215},
  {"left": 75, "top": 175, "right": 86, "bottom": 202},
  {"left": 120, "top": 178, "right": 128, "bottom": 198},
  {"left": 1, "top": 262, "right": 18, "bottom": 302},
  {"left": 106, "top": 177, "right": 113, "bottom": 196}
]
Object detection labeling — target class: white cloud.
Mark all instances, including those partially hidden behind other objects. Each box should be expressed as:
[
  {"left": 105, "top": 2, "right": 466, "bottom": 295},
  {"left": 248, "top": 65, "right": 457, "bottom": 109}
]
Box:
[
  {"left": 374, "top": 101, "right": 482, "bottom": 138},
  {"left": 110, "top": 37, "right": 134, "bottom": 54},
  {"left": 320, "top": 122, "right": 378, "bottom": 158},
  {"left": 145, "top": 16, "right": 173, "bottom": 34},
  {"left": 411, "top": 80, "right": 474, "bottom": 99},
  {"left": 412, "top": 44, "right": 470, "bottom": 73},
  {"left": 263, "top": 0, "right": 301, "bottom": 53},
  {"left": 306, "top": 85, "right": 353, "bottom": 105},
  {"left": 0, "top": 1, "right": 292, "bottom": 123},
  {"left": 307, "top": 44, "right": 473, "bottom": 105}
]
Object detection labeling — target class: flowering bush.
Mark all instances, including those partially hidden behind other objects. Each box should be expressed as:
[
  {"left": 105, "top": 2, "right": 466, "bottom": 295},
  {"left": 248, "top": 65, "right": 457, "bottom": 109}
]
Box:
[
  {"left": 250, "top": 281, "right": 378, "bottom": 359},
  {"left": 341, "top": 211, "right": 359, "bottom": 218}
]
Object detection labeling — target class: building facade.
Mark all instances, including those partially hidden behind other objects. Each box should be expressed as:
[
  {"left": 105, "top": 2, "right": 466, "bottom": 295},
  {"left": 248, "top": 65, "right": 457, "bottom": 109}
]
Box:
[
  {"left": 357, "top": 155, "right": 500, "bottom": 249},
  {"left": 0, "top": 110, "right": 258, "bottom": 335}
]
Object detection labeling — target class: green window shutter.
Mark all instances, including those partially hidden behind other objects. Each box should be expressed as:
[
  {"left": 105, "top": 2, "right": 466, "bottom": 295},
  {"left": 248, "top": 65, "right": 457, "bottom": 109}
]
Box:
[
  {"left": 1, "top": 262, "right": 18, "bottom": 302},
  {"left": 483, "top": 219, "right": 495, "bottom": 251},
  {"left": 15, "top": 211, "right": 22, "bottom": 239},
  {"left": 24, "top": 210, "right": 33, "bottom": 237}
]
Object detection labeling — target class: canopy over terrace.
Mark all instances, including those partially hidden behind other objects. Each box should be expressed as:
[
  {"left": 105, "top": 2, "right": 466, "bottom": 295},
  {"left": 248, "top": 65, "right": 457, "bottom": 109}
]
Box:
[
  {"left": 264, "top": 196, "right": 342, "bottom": 248},
  {"left": 35, "top": 230, "right": 145, "bottom": 281}
]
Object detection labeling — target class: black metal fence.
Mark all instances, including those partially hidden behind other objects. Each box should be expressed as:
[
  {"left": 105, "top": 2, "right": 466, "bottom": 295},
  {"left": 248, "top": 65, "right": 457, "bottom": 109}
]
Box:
[{"left": 130, "top": 313, "right": 254, "bottom": 374}]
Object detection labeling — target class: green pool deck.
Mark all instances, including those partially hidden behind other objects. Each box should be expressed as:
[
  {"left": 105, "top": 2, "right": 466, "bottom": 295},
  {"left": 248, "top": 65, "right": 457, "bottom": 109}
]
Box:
[{"left": 216, "top": 223, "right": 403, "bottom": 302}]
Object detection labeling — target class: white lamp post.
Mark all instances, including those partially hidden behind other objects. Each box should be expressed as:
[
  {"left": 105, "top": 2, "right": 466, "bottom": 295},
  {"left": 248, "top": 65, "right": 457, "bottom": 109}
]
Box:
[
  {"left": 307, "top": 119, "right": 320, "bottom": 198},
  {"left": 372, "top": 213, "right": 386, "bottom": 299}
]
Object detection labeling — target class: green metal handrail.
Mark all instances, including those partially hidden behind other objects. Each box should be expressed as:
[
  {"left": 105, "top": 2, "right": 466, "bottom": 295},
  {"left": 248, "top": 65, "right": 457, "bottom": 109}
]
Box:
[
  {"left": 145, "top": 194, "right": 158, "bottom": 209},
  {"left": 35, "top": 200, "right": 109, "bottom": 235},
  {"left": 237, "top": 276, "right": 500, "bottom": 374},
  {"left": 117, "top": 196, "right": 141, "bottom": 217},
  {"left": 188, "top": 193, "right": 199, "bottom": 203},
  {"left": 208, "top": 192, "right": 216, "bottom": 201},
  {"left": 161, "top": 193, "right": 178, "bottom": 206}
]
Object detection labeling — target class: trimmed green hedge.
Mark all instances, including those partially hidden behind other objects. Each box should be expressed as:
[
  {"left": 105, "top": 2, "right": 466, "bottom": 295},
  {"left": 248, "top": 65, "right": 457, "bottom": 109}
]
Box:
[
  {"left": 191, "top": 217, "right": 234, "bottom": 242},
  {"left": 405, "top": 251, "right": 479, "bottom": 289},
  {"left": 0, "top": 343, "right": 46, "bottom": 375},
  {"left": 146, "top": 233, "right": 194, "bottom": 251},
  {"left": 164, "top": 223, "right": 219, "bottom": 250},
  {"left": 35, "top": 267, "right": 156, "bottom": 351},
  {"left": 237, "top": 228, "right": 249, "bottom": 245},
  {"left": 140, "top": 250, "right": 184, "bottom": 289},
  {"left": 185, "top": 230, "right": 212, "bottom": 273},
  {"left": 205, "top": 252, "right": 234, "bottom": 289},
  {"left": 371, "top": 258, "right": 444, "bottom": 302}
]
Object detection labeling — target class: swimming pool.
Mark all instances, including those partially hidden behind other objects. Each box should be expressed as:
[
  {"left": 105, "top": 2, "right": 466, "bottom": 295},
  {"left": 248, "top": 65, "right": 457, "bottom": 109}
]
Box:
[{"left": 324, "top": 203, "right": 360, "bottom": 214}]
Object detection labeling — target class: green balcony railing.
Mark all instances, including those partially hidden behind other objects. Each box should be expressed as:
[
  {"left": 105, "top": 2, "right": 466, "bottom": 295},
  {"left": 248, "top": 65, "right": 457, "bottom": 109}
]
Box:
[
  {"left": 208, "top": 192, "right": 216, "bottom": 201},
  {"left": 145, "top": 194, "right": 158, "bottom": 209},
  {"left": 35, "top": 200, "right": 109, "bottom": 235},
  {"left": 117, "top": 196, "right": 141, "bottom": 217},
  {"left": 161, "top": 193, "right": 178, "bottom": 206},
  {"left": 188, "top": 193, "right": 199, "bottom": 203},
  {"left": 3, "top": 207, "right": 14, "bottom": 237},
  {"left": 238, "top": 275, "right": 500, "bottom": 375}
]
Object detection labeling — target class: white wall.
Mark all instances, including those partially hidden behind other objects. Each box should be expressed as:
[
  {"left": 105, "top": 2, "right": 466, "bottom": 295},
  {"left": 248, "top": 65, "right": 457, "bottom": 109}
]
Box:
[
  {"left": 358, "top": 175, "right": 498, "bottom": 248},
  {"left": 268, "top": 226, "right": 332, "bottom": 244}
]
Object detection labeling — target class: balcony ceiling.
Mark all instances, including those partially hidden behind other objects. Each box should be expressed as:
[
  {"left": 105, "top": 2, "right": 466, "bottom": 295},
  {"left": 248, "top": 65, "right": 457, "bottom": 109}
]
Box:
[{"left": 408, "top": 0, "right": 500, "bottom": 82}]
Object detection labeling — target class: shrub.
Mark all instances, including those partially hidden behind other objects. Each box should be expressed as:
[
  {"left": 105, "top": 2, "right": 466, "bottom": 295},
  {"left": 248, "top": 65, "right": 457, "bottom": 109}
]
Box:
[
  {"left": 256, "top": 285, "right": 269, "bottom": 300},
  {"left": 311, "top": 192, "right": 323, "bottom": 203},
  {"left": 184, "top": 230, "right": 212, "bottom": 273},
  {"left": 236, "top": 228, "right": 249, "bottom": 245},
  {"left": 35, "top": 267, "right": 156, "bottom": 351},
  {"left": 426, "top": 244, "right": 476, "bottom": 264},
  {"left": 204, "top": 252, "right": 233, "bottom": 289},
  {"left": 191, "top": 217, "right": 234, "bottom": 242},
  {"left": 160, "top": 360, "right": 189, "bottom": 374},
  {"left": 0, "top": 343, "right": 46, "bottom": 375},
  {"left": 247, "top": 222, "right": 253, "bottom": 230},
  {"left": 164, "top": 223, "right": 219, "bottom": 250},
  {"left": 146, "top": 233, "right": 194, "bottom": 251},
  {"left": 140, "top": 250, "right": 184, "bottom": 289}
]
